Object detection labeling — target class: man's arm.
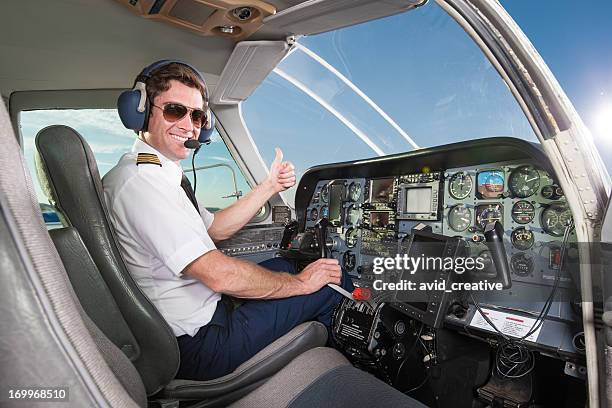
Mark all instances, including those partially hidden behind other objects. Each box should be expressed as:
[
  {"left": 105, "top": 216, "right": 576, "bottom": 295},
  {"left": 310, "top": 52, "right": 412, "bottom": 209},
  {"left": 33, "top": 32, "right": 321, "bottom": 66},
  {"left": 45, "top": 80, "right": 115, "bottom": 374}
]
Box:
[
  {"left": 183, "top": 250, "right": 341, "bottom": 299},
  {"left": 207, "top": 148, "right": 295, "bottom": 241}
]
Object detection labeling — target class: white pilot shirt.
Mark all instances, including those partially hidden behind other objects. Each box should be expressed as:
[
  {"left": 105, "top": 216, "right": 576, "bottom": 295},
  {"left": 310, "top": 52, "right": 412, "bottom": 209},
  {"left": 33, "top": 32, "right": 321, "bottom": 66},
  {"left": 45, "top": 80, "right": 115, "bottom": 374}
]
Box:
[{"left": 103, "top": 138, "right": 221, "bottom": 337}]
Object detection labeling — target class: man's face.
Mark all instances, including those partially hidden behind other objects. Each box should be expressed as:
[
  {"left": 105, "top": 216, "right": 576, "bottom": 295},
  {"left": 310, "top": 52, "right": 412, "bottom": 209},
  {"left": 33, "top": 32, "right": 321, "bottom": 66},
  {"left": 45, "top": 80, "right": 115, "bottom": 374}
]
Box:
[{"left": 144, "top": 79, "right": 204, "bottom": 162}]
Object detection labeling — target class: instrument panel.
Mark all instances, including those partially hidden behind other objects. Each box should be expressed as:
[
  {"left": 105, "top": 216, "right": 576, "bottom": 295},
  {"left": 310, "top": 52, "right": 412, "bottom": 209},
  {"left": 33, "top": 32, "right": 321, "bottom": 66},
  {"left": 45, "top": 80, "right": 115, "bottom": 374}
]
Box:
[
  {"left": 303, "top": 161, "right": 575, "bottom": 290},
  {"left": 296, "top": 138, "right": 583, "bottom": 368}
]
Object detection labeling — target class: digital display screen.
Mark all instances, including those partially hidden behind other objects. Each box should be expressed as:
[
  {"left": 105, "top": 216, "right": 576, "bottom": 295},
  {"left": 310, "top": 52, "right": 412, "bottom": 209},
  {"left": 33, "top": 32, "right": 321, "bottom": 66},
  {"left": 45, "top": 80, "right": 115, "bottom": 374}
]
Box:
[
  {"left": 328, "top": 184, "right": 345, "bottom": 225},
  {"left": 369, "top": 179, "right": 394, "bottom": 203},
  {"left": 404, "top": 187, "right": 432, "bottom": 214},
  {"left": 477, "top": 170, "right": 505, "bottom": 199},
  {"left": 369, "top": 211, "right": 389, "bottom": 228}
]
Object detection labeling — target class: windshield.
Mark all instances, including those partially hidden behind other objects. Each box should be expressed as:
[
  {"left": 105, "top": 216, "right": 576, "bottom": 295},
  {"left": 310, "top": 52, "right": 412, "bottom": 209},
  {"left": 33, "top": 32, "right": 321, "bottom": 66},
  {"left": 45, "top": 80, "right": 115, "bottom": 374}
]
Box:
[{"left": 242, "top": 1, "right": 537, "bottom": 205}]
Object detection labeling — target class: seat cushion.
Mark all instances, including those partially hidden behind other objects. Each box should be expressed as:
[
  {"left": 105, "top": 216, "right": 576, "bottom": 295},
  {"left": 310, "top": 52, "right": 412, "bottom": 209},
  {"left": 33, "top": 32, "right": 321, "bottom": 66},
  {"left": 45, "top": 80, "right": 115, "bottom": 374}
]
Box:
[
  {"left": 162, "top": 320, "right": 328, "bottom": 401},
  {"left": 229, "top": 347, "right": 428, "bottom": 408}
]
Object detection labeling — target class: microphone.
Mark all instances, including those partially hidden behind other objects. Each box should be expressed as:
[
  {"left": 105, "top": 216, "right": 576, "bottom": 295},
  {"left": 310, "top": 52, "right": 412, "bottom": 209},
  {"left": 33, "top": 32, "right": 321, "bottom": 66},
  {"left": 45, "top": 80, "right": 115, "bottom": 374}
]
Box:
[{"left": 184, "top": 139, "right": 201, "bottom": 149}]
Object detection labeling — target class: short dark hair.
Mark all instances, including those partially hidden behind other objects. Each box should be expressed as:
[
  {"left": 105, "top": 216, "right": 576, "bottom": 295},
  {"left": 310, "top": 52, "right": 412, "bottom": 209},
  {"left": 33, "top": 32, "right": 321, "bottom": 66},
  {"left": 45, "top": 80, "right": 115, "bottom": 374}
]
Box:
[{"left": 146, "top": 63, "right": 207, "bottom": 107}]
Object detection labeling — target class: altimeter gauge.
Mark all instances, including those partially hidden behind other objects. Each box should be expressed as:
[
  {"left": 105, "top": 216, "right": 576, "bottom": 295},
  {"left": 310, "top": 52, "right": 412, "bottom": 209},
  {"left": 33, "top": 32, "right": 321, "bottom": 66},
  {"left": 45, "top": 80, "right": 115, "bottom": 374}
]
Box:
[{"left": 509, "top": 165, "right": 540, "bottom": 198}]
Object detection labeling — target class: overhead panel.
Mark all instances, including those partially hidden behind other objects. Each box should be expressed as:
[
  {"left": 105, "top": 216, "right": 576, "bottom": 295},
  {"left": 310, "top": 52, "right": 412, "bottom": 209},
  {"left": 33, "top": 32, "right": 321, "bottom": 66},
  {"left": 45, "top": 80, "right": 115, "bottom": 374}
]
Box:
[{"left": 114, "top": 0, "right": 276, "bottom": 41}]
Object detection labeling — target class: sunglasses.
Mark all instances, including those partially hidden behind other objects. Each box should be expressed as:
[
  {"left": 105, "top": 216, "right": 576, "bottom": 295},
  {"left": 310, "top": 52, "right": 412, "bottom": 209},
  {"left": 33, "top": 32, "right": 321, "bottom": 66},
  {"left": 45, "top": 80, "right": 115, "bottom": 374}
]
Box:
[{"left": 152, "top": 103, "right": 207, "bottom": 128}]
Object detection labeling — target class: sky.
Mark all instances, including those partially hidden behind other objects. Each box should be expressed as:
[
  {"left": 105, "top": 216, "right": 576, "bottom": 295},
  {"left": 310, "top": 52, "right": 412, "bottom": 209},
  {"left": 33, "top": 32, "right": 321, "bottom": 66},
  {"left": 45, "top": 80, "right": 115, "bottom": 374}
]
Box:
[
  {"left": 499, "top": 0, "right": 612, "bottom": 170},
  {"left": 243, "top": 0, "right": 612, "bottom": 206}
]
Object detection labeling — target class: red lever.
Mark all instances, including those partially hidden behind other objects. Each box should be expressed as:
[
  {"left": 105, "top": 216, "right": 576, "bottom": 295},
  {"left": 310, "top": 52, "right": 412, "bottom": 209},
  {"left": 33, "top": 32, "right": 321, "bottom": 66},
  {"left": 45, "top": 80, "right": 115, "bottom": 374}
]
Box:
[{"left": 352, "top": 287, "right": 371, "bottom": 301}]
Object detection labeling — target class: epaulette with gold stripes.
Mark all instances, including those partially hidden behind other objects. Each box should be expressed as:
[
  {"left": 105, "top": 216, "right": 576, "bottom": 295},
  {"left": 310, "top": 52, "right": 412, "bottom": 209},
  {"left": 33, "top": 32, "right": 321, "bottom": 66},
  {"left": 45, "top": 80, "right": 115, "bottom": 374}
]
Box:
[{"left": 136, "top": 153, "right": 161, "bottom": 166}]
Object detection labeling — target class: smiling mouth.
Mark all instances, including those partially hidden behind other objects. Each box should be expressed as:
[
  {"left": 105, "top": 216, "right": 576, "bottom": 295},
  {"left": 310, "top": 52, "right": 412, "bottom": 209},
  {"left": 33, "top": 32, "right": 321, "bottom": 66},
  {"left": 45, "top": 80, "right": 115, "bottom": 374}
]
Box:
[{"left": 170, "top": 133, "right": 190, "bottom": 143}]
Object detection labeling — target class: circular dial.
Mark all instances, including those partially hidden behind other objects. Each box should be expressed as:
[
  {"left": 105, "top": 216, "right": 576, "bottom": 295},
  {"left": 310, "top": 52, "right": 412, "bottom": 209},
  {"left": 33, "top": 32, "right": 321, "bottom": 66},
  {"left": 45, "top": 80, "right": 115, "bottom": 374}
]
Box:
[
  {"left": 342, "top": 251, "right": 356, "bottom": 271},
  {"left": 541, "top": 185, "right": 555, "bottom": 199},
  {"left": 511, "top": 253, "right": 533, "bottom": 276},
  {"left": 509, "top": 165, "right": 540, "bottom": 198},
  {"left": 511, "top": 200, "right": 535, "bottom": 224},
  {"left": 449, "top": 172, "right": 473, "bottom": 200},
  {"left": 345, "top": 227, "right": 359, "bottom": 248},
  {"left": 346, "top": 205, "right": 362, "bottom": 226},
  {"left": 320, "top": 205, "right": 329, "bottom": 219},
  {"left": 320, "top": 185, "right": 329, "bottom": 203},
  {"left": 480, "top": 172, "right": 505, "bottom": 196},
  {"left": 541, "top": 205, "right": 571, "bottom": 237},
  {"left": 476, "top": 204, "right": 503, "bottom": 230},
  {"left": 511, "top": 228, "right": 534, "bottom": 250},
  {"left": 309, "top": 208, "right": 318, "bottom": 221},
  {"left": 348, "top": 182, "right": 362, "bottom": 202},
  {"left": 448, "top": 205, "right": 472, "bottom": 232}
]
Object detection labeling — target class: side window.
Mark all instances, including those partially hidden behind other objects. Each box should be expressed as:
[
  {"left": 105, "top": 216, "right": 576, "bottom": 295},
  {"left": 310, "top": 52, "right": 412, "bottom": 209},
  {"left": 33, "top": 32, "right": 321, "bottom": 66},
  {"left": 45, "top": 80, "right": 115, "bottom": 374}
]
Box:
[
  {"left": 20, "top": 109, "right": 252, "bottom": 228},
  {"left": 184, "top": 131, "right": 252, "bottom": 212}
]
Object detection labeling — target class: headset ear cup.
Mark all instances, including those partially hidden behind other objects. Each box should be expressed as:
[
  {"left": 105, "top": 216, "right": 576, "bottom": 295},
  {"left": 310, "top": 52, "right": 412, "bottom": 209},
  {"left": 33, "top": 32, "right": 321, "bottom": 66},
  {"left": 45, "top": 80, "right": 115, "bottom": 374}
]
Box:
[
  {"left": 117, "top": 89, "right": 146, "bottom": 131},
  {"left": 198, "top": 110, "right": 215, "bottom": 145}
]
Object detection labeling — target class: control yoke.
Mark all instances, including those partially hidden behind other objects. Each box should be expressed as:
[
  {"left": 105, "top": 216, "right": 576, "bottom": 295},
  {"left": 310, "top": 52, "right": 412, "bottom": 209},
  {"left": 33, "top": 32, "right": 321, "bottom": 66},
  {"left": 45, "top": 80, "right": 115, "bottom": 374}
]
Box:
[
  {"left": 483, "top": 220, "right": 512, "bottom": 289},
  {"left": 314, "top": 217, "right": 329, "bottom": 258},
  {"left": 280, "top": 220, "right": 299, "bottom": 250}
]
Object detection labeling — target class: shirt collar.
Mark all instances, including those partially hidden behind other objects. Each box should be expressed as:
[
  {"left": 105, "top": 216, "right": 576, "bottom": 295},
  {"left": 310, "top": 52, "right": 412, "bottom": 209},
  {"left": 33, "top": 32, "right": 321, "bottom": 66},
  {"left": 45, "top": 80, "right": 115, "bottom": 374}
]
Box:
[{"left": 131, "top": 138, "right": 184, "bottom": 183}]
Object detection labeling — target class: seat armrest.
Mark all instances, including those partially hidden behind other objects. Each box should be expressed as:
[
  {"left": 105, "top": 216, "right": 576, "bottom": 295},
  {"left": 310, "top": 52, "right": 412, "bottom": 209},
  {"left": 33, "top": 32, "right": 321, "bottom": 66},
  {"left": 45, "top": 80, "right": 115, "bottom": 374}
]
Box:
[{"left": 162, "top": 321, "right": 327, "bottom": 400}]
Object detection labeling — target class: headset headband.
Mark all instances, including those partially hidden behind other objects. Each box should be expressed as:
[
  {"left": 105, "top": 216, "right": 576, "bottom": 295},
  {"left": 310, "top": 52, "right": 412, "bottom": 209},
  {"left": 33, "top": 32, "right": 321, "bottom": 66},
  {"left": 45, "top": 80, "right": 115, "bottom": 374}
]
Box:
[{"left": 117, "top": 59, "right": 215, "bottom": 144}]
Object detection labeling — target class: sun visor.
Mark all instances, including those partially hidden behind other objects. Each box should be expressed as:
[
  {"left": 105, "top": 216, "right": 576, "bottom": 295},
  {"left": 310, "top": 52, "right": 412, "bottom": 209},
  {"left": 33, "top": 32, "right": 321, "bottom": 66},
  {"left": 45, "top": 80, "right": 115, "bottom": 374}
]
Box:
[
  {"left": 211, "top": 40, "right": 290, "bottom": 105},
  {"left": 262, "top": 0, "right": 427, "bottom": 37}
]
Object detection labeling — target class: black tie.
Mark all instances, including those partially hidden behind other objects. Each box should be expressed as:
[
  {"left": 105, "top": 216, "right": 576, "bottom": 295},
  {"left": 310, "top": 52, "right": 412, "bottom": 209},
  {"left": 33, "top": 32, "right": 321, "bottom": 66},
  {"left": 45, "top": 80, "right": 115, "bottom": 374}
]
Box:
[{"left": 180, "top": 174, "right": 200, "bottom": 213}]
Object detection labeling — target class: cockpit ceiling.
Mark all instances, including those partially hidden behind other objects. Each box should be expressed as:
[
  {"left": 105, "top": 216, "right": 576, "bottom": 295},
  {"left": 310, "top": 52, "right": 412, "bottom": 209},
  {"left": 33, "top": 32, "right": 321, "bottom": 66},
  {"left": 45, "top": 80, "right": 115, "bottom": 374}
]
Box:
[{"left": 0, "top": 0, "right": 424, "bottom": 97}]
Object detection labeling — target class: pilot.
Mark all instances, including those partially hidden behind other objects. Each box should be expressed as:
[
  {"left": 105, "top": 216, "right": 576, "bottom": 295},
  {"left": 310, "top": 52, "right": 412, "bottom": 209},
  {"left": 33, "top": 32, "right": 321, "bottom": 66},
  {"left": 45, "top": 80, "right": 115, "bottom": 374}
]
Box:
[{"left": 103, "top": 60, "right": 353, "bottom": 381}]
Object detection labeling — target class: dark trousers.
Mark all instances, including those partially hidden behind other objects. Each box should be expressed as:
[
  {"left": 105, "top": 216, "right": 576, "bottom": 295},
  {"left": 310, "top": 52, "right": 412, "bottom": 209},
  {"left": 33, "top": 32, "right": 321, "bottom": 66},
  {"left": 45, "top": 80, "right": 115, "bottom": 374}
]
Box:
[{"left": 176, "top": 257, "right": 354, "bottom": 380}]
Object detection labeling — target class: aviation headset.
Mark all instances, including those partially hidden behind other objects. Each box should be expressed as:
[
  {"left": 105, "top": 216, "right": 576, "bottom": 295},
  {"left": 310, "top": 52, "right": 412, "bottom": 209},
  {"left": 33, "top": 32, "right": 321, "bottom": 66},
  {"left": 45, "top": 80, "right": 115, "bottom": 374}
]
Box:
[{"left": 117, "top": 59, "right": 215, "bottom": 145}]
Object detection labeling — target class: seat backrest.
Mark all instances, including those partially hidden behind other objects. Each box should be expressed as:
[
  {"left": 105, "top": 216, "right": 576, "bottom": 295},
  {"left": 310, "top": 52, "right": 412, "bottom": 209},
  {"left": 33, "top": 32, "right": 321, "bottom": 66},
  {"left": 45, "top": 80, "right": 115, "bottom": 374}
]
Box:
[
  {"left": 0, "top": 102, "right": 144, "bottom": 407},
  {"left": 35, "top": 125, "right": 179, "bottom": 395}
]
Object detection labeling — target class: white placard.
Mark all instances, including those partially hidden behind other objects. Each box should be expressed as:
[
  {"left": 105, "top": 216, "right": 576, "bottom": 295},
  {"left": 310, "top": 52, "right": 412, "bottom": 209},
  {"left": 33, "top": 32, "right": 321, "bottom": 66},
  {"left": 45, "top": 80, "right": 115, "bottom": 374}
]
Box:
[{"left": 469, "top": 307, "right": 542, "bottom": 342}]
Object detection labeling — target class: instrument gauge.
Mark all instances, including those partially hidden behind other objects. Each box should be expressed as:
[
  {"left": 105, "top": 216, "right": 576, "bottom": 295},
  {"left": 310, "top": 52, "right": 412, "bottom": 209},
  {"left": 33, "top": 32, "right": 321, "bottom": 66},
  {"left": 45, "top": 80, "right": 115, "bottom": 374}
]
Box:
[
  {"left": 475, "top": 204, "right": 503, "bottom": 230},
  {"left": 448, "top": 205, "right": 471, "bottom": 232},
  {"left": 345, "top": 227, "right": 359, "bottom": 248},
  {"left": 477, "top": 170, "right": 505, "bottom": 199},
  {"left": 542, "top": 205, "right": 571, "bottom": 237},
  {"left": 511, "top": 228, "right": 534, "bottom": 250},
  {"left": 449, "top": 172, "right": 473, "bottom": 200},
  {"left": 320, "top": 185, "right": 329, "bottom": 203},
  {"left": 509, "top": 165, "right": 540, "bottom": 198},
  {"left": 320, "top": 205, "right": 329, "bottom": 219},
  {"left": 511, "top": 201, "right": 535, "bottom": 224},
  {"left": 348, "top": 182, "right": 362, "bottom": 202},
  {"left": 511, "top": 253, "right": 533, "bottom": 277},
  {"left": 309, "top": 208, "right": 319, "bottom": 221},
  {"left": 346, "top": 205, "right": 361, "bottom": 226},
  {"left": 541, "top": 185, "right": 555, "bottom": 199}
]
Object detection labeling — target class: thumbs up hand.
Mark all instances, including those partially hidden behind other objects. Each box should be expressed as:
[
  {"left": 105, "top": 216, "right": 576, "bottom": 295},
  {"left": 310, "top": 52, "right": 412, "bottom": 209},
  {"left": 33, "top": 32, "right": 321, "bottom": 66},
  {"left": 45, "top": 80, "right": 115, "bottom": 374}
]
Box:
[{"left": 265, "top": 147, "right": 296, "bottom": 193}]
